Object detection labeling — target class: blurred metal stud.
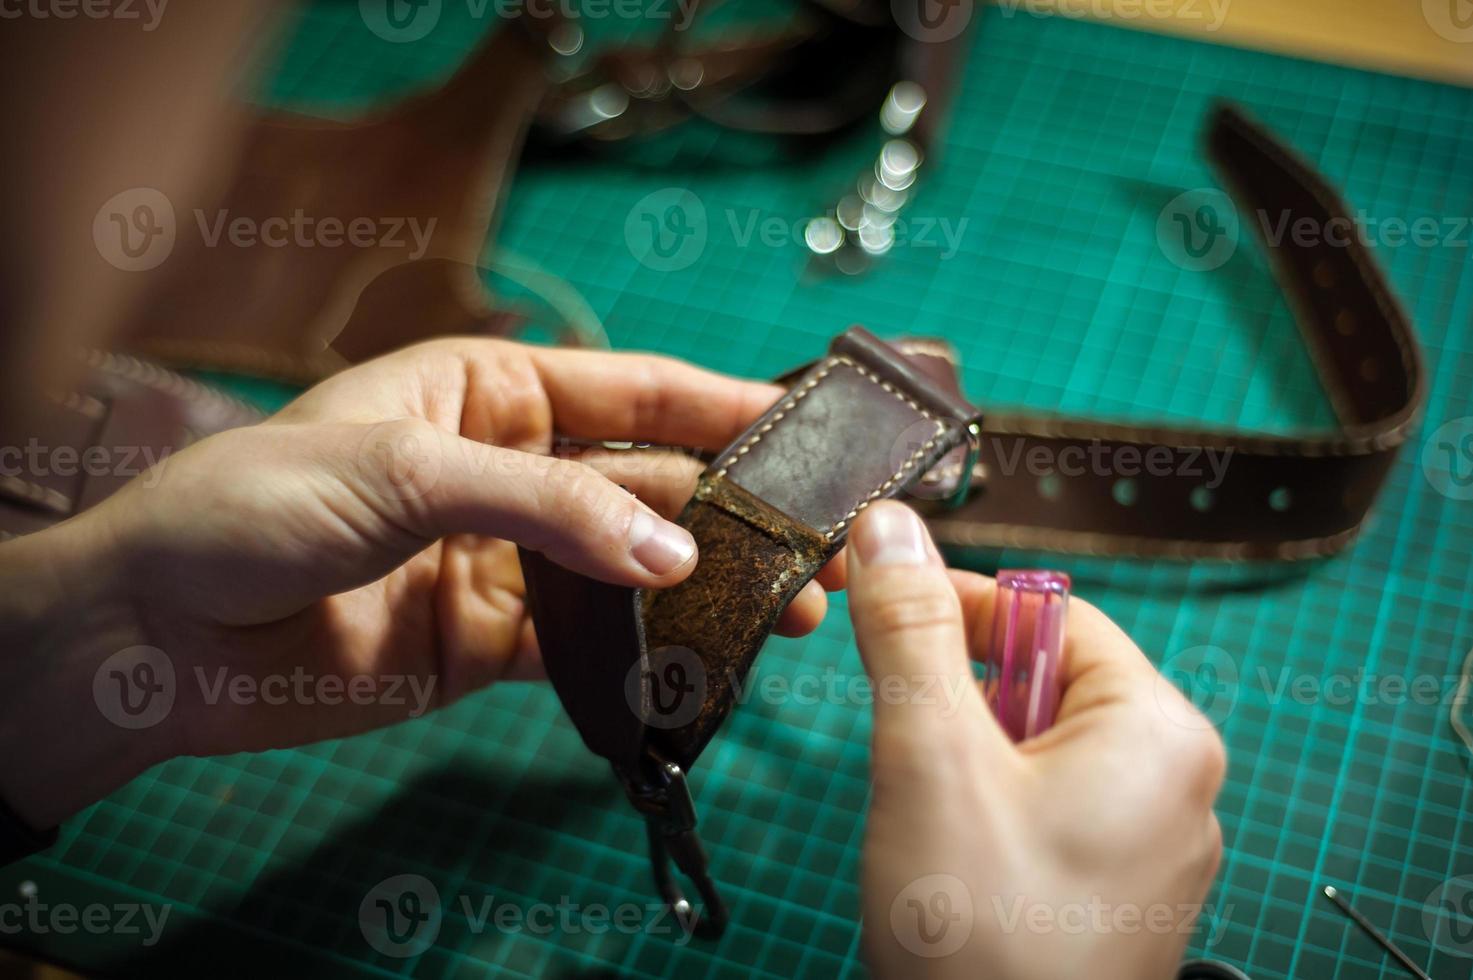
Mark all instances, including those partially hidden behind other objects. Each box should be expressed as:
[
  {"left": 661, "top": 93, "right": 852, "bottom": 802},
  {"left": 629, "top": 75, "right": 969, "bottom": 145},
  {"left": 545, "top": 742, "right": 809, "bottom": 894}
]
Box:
[
  {"left": 880, "top": 81, "right": 927, "bottom": 136},
  {"left": 549, "top": 23, "right": 584, "bottom": 57},
  {"left": 804, "top": 216, "right": 845, "bottom": 255},
  {"left": 835, "top": 194, "right": 865, "bottom": 232},
  {"left": 669, "top": 58, "right": 705, "bottom": 92}
]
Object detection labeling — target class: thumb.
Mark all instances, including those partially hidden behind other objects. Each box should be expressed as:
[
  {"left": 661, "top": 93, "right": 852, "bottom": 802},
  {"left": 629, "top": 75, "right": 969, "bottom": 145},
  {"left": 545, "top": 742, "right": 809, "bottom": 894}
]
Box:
[
  {"left": 351, "top": 418, "right": 698, "bottom": 588},
  {"left": 846, "top": 501, "right": 1006, "bottom": 761}
]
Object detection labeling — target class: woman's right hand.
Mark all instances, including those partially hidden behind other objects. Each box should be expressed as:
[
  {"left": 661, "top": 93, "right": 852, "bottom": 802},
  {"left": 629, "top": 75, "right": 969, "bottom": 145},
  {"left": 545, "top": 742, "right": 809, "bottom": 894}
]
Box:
[{"left": 846, "top": 501, "right": 1226, "bottom": 980}]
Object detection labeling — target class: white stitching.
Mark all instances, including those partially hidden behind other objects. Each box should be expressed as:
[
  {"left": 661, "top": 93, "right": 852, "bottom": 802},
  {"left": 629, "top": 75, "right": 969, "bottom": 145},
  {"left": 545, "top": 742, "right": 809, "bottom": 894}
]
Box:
[{"left": 714, "top": 355, "right": 947, "bottom": 540}]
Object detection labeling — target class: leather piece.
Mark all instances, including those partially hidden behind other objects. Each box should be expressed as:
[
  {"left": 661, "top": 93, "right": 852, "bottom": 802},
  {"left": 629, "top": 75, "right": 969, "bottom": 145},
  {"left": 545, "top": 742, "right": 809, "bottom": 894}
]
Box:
[
  {"left": 0, "top": 352, "right": 262, "bottom": 539},
  {"left": 119, "top": 22, "right": 553, "bottom": 382},
  {"left": 522, "top": 326, "right": 979, "bottom": 774},
  {"left": 922, "top": 102, "right": 1426, "bottom": 560},
  {"left": 641, "top": 484, "right": 830, "bottom": 769},
  {"left": 518, "top": 549, "right": 650, "bottom": 772}
]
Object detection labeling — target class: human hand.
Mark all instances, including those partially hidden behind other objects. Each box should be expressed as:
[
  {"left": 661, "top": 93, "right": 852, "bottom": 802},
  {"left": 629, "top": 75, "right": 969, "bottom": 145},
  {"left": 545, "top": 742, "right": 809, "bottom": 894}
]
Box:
[
  {"left": 846, "top": 501, "right": 1225, "bottom": 980},
  {"left": 0, "top": 338, "right": 843, "bottom": 828}
]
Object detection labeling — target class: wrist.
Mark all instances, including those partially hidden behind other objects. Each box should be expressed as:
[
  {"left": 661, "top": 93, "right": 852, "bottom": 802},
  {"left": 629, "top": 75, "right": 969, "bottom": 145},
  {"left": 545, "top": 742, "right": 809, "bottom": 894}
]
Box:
[{"left": 0, "top": 513, "right": 175, "bottom": 830}]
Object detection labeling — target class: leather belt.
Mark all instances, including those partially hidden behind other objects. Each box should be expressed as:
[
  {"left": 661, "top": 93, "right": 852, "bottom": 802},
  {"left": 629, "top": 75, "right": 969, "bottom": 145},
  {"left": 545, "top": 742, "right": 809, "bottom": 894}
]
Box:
[
  {"left": 517, "top": 104, "right": 1425, "bottom": 936},
  {"left": 924, "top": 103, "right": 1426, "bottom": 561}
]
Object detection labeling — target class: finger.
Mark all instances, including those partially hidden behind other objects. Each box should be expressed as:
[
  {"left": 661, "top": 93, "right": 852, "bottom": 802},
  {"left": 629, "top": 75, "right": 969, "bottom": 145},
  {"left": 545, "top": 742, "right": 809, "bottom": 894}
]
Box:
[
  {"left": 816, "top": 549, "right": 847, "bottom": 592},
  {"left": 529, "top": 345, "right": 782, "bottom": 450},
  {"left": 774, "top": 579, "right": 827, "bottom": 637},
  {"left": 1042, "top": 595, "right": 1170, "bottom": 727},
  {"left": 845, "top": 502, "right": 1005, "bottom": 760},
  {"left": 569, "top": 447, "right": 703, "bottom": 520},
  {"left": 947, "top": 569, "right": 998, "bottom": 661},
  {"left": 579, "top": 448, "right": 848, "bottom": 594},
  {"left": 576, "top": 445, "right": 831, "bottom": 635},
  {"left": 354, "top": 420, "right": 699, "bottom": 589}
]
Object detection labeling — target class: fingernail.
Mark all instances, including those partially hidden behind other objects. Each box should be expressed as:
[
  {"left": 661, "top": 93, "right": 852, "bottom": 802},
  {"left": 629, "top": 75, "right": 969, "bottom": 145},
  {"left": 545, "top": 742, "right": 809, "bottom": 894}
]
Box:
[
  {"left": 629, "top": 509, "right": 697, "bottom": 576},
  {"left": 855, "top": 502, "right": 932, "bottom": 567}
]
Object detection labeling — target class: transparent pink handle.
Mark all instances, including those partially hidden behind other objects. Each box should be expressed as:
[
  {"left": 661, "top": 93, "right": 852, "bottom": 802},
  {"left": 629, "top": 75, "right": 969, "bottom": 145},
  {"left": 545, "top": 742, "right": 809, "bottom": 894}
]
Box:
[{"left": 983, "top": 570, "right": 1070, "bottom": 742}]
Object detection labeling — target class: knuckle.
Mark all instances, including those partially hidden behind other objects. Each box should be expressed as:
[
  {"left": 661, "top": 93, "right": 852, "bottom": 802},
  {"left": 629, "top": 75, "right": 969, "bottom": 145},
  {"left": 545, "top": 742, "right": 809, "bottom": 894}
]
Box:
[
  {"left": 1162, "top": 724, "right": 1228, "bottom": 797},
  {"left": 626, "top": 357, "right": 672, "bottom": 435},
  {"left": 859, "top": 576, "right": 960, "bottom": 640},
  {"left": 540, "top": 459, "right": 626, "bottom": 541},
  {"left": 361, "top": 418, "right": 444, "bottom": 501}
]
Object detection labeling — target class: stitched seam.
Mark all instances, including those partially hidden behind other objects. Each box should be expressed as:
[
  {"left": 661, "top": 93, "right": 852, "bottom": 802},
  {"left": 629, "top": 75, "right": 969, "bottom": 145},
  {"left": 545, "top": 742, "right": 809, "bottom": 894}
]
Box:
[
  {"left": 0, "top": 473, "right": 71, "bottom": 514},
  {"left": 714, "top": 355, "right": 947, "bottom": 540},
  {"left": 926, "top": 518, "right": 1360, "bottom": 561}
]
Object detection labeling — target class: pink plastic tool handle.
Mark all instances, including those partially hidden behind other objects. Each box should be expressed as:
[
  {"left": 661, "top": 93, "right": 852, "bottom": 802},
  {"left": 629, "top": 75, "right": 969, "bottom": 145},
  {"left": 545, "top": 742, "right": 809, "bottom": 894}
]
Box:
[{"left": 983, "top": 570, "right": 1070, "bottom": 742}]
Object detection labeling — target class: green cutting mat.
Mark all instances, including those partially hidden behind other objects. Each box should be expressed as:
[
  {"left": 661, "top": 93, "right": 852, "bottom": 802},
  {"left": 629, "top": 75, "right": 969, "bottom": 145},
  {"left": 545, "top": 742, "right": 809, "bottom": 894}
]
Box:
[{"left": 9, "top": 6, "right": 1473, "bottom": 979}]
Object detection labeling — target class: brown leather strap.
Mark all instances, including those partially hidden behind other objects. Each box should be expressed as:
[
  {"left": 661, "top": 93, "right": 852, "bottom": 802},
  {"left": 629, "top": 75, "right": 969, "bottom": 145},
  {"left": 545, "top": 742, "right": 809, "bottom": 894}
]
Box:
[
  {"left": 923, "top": 103, "right": 1426, "bottom": 561},
  {"left": 523, "top": 326, "right": 978, "bottom": 769},
  {"left": 119, "top": 20, "right": 553, "bottom": 383},
  {"left": 0, "top": 352, "right": 262, "bottom": 539},
  {"left": 518, "top": 327, "right": 979, "bottom": 935}
]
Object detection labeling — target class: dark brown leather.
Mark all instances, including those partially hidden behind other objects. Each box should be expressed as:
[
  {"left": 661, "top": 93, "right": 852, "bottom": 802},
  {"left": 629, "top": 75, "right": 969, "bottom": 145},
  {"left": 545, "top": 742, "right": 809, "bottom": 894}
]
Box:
[
  {"left": 922, "top": 103, "right": 1426, "bottom": 561},
  {"left": 0, "top": 352, "right": 262, "bottom": 539},
  {"left": 119, "top": 21, "right": 553, "bottom": 382}
]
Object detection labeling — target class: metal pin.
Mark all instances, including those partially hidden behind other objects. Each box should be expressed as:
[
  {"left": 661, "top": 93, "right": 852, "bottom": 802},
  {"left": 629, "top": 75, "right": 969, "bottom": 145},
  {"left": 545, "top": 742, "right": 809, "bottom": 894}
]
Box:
[{"left": 1321, "top": 885, "right": 1431, "bottom": 980}]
